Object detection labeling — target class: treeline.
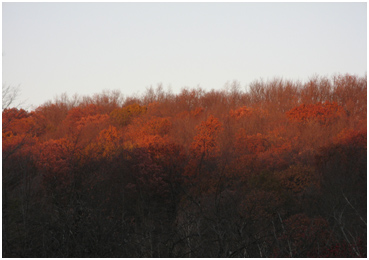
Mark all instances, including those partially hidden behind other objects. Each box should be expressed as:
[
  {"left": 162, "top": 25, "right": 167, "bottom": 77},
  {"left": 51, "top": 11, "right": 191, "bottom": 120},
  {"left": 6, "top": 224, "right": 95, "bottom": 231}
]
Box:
[{"left": 3, "top": 74, "right": 367, "bottom": 257}]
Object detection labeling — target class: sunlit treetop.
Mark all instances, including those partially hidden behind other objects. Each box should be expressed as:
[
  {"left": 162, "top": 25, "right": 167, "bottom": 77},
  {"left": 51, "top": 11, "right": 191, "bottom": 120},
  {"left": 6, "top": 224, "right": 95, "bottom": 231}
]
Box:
[{"left": 286, "top": 101, "right": 346, "bottom": 125}]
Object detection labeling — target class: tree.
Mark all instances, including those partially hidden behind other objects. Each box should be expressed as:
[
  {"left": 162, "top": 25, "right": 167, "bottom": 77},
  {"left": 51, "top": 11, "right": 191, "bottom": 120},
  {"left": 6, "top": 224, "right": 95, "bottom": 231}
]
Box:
[
  {"left": 83, "top": 125, "right": 122, "bottom": 160},
  {"left": 286, "top": 101, "right": 346, "bottom": 125},
  {"left": 275, "top": 213, "right": 330, "bottom": 257},
  {"left": 315, "top": 128, "right": 366, "bottom": 257},
  {"left": 110, "top": 103, "right": 147, "bottom": 127},
  {"left": 190, "top": 115, "right": 223, "bottom": 161},
  {"left": 184, "top": 115, "right": 223, "bottom": 196},
  {"left": 2, "top": 84, "right": 22, "bottom": 111},
  {"left": 3, "top": 108, "right": 36, "bottom": 161},
  {"left": 3, "top": 73, "right": 366, "bottom": 257}
]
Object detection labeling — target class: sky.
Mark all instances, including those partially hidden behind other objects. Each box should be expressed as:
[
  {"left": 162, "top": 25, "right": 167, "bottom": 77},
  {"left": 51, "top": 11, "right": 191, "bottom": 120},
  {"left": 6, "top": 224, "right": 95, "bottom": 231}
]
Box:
[{"left": 2, "top": 2, "right": 367, "bottom": 110}]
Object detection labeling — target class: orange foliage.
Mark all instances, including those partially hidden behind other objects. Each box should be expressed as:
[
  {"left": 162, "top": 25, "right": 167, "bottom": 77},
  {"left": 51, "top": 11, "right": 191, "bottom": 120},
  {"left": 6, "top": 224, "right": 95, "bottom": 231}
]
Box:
[
  {"left": 175, "top": 106, "right": 204, "bottom": 120},
  {"left": 3, "top": 73, "right": 367, "bottom": 257},
  {"left": 230, "top": 106, "right": 269, "bottom": 120},
  {"left": 36, "top": 138, "right": 75, "bottom": 174},
  {"left": 84, "top": 125, "right": 122, "bottom": 160},
  {"left": 286, "top": 101, "right": 345, "bottom": 125},
  {"left": 3, "top": 107, "right": 29, "bottom": 123},
  {"left": 75, "top": 114, "right": 110, "bottom": 131},
  {"left": 110, "top": 103, "right": 147, "bottom": 127},
  {"left": 316, "top": 127, "right": 366, "bottom": 177},
  {"left": 64, "top": 104, "right": 107, "bottom": 128},
  {"left": 130, "top": 134, "right": 170, "bottom": 150},
  {"left": 2, "top": 108, "right": 37, "bottom": 158},
  {"left": 141, "top": 116, "right": 172, "bottom": 136},
  {"left": 229, "top": 106, "right": 253, "bottom": 119},
  {"left": 235, "top": 130, "right": 270, "bottom": 155},
  {"left": 31, "top": 103, "right": 70, "bottom": 137},
  {"left": 190, "top": 115, "right": 223, "bottom": 159},
  {"left": 3, "top": 108, "right": 34, "bottom": 134},
  {"left": 125, "top": 116, "right": 172, "bottom": 148},
  {"left": 190, "top": 107, "right": 204, "bottom": 117},
  {"left": 332, "top": 127, "right": 367, "bottom": 148},
  {"left": 65, "top": 114, "right": 111, "bottom": 149},
  {"left": 3, "top": 131, "right": 29, "bottom": 158}
]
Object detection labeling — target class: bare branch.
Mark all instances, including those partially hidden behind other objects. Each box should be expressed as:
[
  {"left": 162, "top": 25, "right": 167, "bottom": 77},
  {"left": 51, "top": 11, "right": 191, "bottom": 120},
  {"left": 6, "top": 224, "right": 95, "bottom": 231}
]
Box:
[
  {"left": 2, "top": 84, "right": 24, "bottom": 111},
  {"left": 342, "top": 192, "right": 367, "bottom": 226}
]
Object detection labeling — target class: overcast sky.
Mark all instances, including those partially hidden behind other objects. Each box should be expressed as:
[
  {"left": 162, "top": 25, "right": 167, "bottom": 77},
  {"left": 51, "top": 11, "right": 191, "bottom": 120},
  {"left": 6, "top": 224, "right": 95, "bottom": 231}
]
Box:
[{"left": 2, "top": 2, "right": 367, "bottom": 109}]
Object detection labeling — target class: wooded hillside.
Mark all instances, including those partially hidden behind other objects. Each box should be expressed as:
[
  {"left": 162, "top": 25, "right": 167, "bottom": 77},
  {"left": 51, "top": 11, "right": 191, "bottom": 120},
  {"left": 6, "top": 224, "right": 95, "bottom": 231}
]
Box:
[{"left": 3, "top": 74, "right": 367, "bottom": 257}]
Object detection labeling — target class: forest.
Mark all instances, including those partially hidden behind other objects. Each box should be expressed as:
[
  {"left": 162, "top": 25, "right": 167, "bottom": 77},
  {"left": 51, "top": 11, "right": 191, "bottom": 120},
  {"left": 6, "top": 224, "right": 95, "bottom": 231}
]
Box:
[{"left": 2, "top": 74, "right": 367, "bottom": 257}]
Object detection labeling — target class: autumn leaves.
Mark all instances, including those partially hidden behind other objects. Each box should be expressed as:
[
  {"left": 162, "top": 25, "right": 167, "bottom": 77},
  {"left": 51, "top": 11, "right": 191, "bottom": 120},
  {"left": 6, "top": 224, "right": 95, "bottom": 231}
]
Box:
[{"left": 2, "top": 74, "right": 367, "bottom": 257}]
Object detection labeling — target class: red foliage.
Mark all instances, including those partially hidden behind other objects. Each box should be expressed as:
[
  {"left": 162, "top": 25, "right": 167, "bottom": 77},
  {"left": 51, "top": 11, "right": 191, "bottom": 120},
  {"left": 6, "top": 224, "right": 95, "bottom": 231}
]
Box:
[
  {"left": 190, "top": 107, "right": 204, "bottom": 117},
  {"left": 3, "top": 108, "right": 37, "bottom": 159},
  {"left": 35, "top": 138, "right": 76, "bottom": 194},
  {"left": 84, "top": 125, "right": 122, "bottom": 160},
  {"left": 36, "top": 138, "right": 74, "bottom": 173},
  {"left": 125, "top": 116, "right": 172, "bottom": 149},
  {"left": 286, "top": 101, "right": 346, "bottom": 125},
  {"left": 128, "top": 148, "right": 169, "bottom": 197},
  {"left": 229, "top": 106, "right": 253, "bottom": 119},
  {"left": 3, "top": 74, "right": 366, "bottom": 257},
  {"left": 235, "top": 130, "right": 270, "bottom": 155},
  {"left": 110, "top": 103, "right": 147, "bottom": 127},
  {"left": 64, "top": 104, "right": 108, "bottom": 128},
  {"left": 190, "top": 115, "right": 223, "bottom": 159},
  {"left": 3, "top": 108, "right": 33, "bottom": 134},
  {"left": 3, "top": 107, "right": 29, "bottom": 122}
]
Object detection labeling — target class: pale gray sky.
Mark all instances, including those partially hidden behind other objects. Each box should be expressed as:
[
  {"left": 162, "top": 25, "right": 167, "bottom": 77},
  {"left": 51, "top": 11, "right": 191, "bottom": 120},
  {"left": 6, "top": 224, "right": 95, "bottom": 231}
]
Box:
[{"left": 2, "top": 2, "right": 367, "bottom": 109}]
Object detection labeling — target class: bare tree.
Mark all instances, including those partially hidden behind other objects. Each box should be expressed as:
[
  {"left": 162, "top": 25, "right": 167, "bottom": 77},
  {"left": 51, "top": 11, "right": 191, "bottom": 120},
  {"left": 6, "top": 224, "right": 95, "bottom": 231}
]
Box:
[{"left": 2, "top": 84, "right": 23, "bottom": 111}]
